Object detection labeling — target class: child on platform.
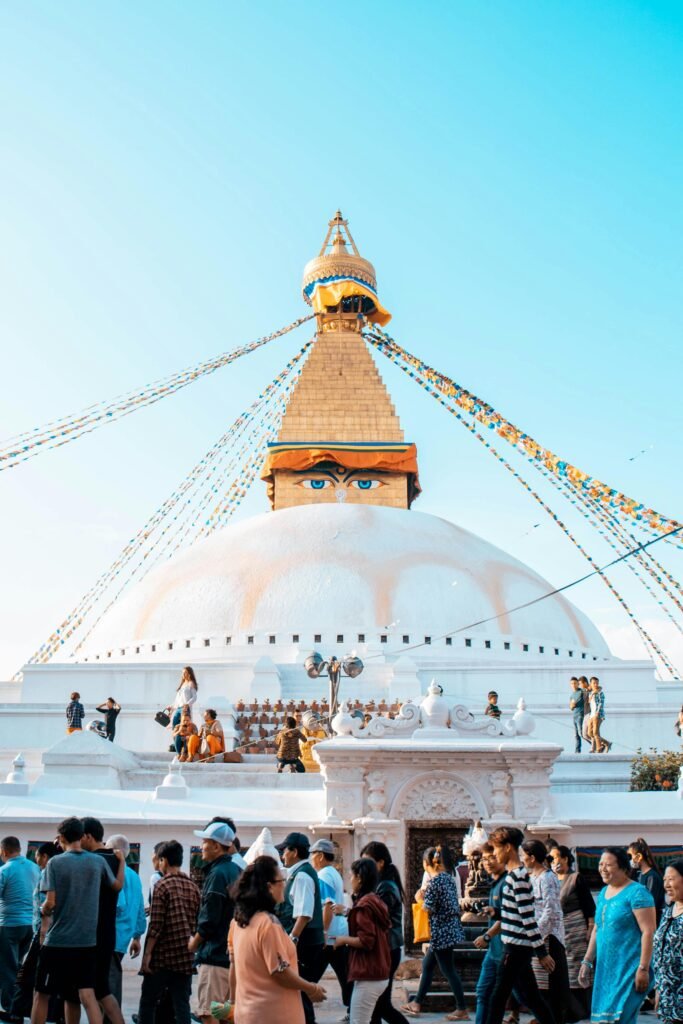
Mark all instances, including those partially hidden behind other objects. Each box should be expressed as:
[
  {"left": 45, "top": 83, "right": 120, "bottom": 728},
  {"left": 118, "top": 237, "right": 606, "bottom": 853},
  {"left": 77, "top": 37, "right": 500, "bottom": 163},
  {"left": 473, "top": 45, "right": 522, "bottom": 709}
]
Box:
[
  {"left": 484, "top": 691, "right": 501, "bottom": 720},
  {"left": 65, "top": 692, "right": 85, "bottom": 733}
]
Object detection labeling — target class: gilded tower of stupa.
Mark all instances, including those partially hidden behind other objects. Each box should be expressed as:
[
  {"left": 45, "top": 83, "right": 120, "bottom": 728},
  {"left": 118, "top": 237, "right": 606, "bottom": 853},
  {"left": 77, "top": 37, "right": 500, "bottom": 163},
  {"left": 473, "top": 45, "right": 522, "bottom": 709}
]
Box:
[{"left": 261, "top": 212, "right": 420, "bottom": 510}]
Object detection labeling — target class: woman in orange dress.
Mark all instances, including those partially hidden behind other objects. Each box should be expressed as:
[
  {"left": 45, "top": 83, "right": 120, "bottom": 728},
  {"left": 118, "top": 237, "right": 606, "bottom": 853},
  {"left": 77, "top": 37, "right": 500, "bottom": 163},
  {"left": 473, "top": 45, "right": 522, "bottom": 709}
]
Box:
[{"left": 228, "top": 855, "right": 326, "bottom": 1024}]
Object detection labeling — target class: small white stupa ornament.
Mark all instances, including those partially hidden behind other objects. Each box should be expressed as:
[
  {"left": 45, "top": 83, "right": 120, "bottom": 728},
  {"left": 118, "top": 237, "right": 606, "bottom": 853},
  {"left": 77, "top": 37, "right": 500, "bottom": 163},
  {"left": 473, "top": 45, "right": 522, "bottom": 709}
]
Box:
[
  {"left": 154, "top": 762, "right": 189, "bottom": 800},
  {"left": 331, "top": 700, "right": 356, "bottom": 736},
  {"left": 0, "top": 752, "right": 30, "bottom": 795},
  {"left": 418, "top": 680, "right": 451, "bottom": 737},
  {"left": 244, "top": 827, "right": 282, "bottom": 864},
  {"left": 511, "top": 698, "right": 535, "bottom": 736}
]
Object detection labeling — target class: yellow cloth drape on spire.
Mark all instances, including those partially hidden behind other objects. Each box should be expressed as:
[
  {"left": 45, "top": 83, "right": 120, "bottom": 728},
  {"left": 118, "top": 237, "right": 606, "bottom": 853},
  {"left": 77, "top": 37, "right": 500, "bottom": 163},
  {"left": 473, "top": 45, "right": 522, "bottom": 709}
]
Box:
[{"left": 306, "top": 278, "right": 392, "bottom": 326}]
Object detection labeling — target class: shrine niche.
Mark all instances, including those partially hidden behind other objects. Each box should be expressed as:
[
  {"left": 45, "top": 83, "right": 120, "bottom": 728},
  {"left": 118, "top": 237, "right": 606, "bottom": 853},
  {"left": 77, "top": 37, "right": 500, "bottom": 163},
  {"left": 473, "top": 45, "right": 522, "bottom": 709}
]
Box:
[{"left": 405, "top": 822, "right": 469, "bottom": 948}]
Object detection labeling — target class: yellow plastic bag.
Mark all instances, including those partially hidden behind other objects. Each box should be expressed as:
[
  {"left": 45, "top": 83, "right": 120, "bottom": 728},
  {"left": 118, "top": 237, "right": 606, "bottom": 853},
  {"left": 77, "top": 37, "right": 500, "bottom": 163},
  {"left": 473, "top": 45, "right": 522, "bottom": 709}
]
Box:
[{"left": 412, "top": 901, "right": 430, "bottom": 944}]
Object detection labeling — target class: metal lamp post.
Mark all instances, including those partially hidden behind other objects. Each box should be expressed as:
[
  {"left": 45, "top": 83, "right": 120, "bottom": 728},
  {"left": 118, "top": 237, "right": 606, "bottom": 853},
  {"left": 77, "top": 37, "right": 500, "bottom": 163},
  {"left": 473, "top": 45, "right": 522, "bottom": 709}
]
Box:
[{"left": 304, "top": 651, "right": 364, "bottom": 722}]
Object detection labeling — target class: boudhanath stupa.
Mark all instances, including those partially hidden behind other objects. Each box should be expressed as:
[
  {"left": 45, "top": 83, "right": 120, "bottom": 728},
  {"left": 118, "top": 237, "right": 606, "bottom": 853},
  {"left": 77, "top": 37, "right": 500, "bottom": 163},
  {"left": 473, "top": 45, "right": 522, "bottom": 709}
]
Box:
[{"left": 0, "top": 212, "right": 681, "bottom": 898}]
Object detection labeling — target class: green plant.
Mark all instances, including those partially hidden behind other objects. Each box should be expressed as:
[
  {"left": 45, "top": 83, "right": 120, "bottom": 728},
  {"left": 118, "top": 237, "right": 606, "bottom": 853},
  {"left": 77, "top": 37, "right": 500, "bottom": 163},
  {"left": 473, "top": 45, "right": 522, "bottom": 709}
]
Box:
[{"left": 630, "top": 748, "right": 683, "bottom": 792}]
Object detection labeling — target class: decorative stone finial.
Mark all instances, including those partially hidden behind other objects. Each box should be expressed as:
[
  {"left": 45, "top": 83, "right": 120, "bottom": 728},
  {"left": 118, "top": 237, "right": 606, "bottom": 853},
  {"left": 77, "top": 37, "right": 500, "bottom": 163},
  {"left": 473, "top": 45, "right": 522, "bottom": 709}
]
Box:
[
  {"left": 331, "top": 700, "right": 356, "bottom": 737},
  {"left": 0, "top": 752, "right": 30, "bottom": 795},
  {"left": 511, "top": 697, "right": 535, "bottom": 736},
  {"left": 7, "top": 753, "right": 26, "bottom": 784},
  {"left": 418, "top": 680, "right": 451, "bottom": 737},
  {"left": 154, "top": 762, "right": 189, "bottom": 801}
]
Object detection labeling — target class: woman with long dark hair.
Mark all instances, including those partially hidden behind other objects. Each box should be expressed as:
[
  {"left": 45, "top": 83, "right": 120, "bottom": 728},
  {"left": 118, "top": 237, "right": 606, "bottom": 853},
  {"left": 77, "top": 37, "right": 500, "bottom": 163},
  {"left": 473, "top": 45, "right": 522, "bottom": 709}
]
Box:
[
  {"left": 166, "top": 665, "right": 198, "bottom": 720},
  {"left": 228, "top": 855, "right": 326, "bottom": 1024},
  {"left": 164, "top": 666, "right": 199, "bottom": 744},
  {"left": 578, "top": 847, "right": 656, "bottom": 1024},
  {"left": 628, "top": 838, "right": 665, "bottom": 923},
  {"left": 334, "top": 858, "right": 392, "bottom": 1024},
  {"left": 550, "top": 845, "right": 595, "bottom": 1022},
  {"left": 360, "top": 841, "right": 410, "bottom": 1024},
  {"left": 401, "top": 846, "right": 469, "bottom": 1020}
]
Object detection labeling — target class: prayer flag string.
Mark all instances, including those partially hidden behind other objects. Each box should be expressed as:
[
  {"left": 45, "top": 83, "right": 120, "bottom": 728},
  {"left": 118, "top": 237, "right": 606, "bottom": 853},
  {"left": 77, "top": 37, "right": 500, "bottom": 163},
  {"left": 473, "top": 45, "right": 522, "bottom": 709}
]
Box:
[
  {"left": 0, "top": 314, "right": 313, "bottom": 472},
  {"left": 535, "top": 463, "right": 683, "bottom": 653},
  {"left": 364, "top": 326, "right": 682, "bottom": 539},
  {"left": 366, "top": 328, "right": 680, "bottom": 679},
  {"left": 22, "top": 343, "right": 311, "bottom": 670}
]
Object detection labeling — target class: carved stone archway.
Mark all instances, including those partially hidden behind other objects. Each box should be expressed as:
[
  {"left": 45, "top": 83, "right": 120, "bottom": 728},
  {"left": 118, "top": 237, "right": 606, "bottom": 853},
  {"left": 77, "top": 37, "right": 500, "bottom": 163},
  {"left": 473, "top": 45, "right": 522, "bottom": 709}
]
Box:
[{"left": 389, "top": 770, "right": 484, "bottom": 821}]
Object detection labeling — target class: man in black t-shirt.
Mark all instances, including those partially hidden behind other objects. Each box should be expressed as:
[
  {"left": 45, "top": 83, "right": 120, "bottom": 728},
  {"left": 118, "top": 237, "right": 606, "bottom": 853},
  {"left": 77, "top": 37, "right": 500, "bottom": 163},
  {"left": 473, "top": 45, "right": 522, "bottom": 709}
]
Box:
[
  {"left": 96, "top": 698, "right": 121, "bottom": 742},
  {"left": 80, "top": 817, "right": 126, "bottom": 1024}
]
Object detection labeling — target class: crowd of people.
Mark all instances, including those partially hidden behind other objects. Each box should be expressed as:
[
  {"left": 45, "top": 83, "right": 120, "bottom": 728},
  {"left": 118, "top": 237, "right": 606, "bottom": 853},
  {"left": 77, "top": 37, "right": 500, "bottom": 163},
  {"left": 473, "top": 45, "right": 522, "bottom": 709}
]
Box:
[{"left": 0, "top": 818, "right": 681, "bottom": 1024}]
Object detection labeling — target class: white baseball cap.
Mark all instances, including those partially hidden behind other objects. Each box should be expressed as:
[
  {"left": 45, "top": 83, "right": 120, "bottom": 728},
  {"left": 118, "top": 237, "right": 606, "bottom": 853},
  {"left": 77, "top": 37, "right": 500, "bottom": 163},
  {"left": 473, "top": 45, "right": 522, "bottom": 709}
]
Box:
[{"left": 193, "top": 822, "right": 235, "bottom": 847}]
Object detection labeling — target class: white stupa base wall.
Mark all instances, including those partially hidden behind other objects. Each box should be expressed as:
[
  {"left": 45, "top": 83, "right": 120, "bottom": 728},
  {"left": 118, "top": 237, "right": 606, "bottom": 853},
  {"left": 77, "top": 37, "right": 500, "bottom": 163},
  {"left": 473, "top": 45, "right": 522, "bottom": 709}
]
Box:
[{"left": 4, "top": 656, "right": 681, "bottom": 757}]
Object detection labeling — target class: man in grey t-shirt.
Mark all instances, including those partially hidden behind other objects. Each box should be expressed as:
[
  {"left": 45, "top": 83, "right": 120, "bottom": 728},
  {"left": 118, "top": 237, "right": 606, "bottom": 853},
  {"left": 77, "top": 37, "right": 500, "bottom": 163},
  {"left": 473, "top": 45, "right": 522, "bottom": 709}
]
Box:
[{"left": 32, "top": 817, "right": 124, "bottom": 1024}]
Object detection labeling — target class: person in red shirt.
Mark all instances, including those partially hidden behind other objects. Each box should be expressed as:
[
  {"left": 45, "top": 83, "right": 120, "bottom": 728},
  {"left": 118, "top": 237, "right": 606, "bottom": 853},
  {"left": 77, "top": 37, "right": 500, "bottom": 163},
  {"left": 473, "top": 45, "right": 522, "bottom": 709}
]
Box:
[{"left": 334, "top": 858, "right": 391, "bottom": 1024}]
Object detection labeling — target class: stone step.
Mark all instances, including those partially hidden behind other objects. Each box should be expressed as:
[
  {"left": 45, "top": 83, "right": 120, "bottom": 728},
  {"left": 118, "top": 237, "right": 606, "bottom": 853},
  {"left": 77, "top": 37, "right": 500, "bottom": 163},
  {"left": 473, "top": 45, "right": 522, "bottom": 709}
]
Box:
[
  {"left": 137, "top": 751, "right": 274, "bottom": 765},
  {"left": 121, "top": 765, "right": 324, "bottom": 790}
]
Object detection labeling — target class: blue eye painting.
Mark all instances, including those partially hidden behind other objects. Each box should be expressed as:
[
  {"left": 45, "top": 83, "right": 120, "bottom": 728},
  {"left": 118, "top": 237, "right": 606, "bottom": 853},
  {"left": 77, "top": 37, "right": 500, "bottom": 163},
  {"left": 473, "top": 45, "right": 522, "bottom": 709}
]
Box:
[
  {"left": 351, "top": 479, "right": 382, "bottom": 490},
  {"left": 301, "top": 479, "right": 330, "bottom": 489}
]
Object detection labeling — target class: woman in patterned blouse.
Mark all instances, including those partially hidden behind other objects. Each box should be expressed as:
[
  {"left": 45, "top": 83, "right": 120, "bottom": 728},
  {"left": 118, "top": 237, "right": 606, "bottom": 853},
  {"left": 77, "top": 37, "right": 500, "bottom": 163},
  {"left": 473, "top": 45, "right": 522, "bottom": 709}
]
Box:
[
  {"left": 653, "top": 860, "right": 683, "bottom": 1024},
  {"left": 401, "top": 846, "right": 468, "bottom": 1020}
]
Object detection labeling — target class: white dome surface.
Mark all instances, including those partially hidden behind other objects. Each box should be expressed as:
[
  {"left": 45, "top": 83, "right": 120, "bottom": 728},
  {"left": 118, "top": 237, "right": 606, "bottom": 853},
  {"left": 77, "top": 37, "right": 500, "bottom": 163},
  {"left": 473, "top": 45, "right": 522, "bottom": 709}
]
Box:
[{"left": 83, "top": 504, "right": 610, "bottom": 659}]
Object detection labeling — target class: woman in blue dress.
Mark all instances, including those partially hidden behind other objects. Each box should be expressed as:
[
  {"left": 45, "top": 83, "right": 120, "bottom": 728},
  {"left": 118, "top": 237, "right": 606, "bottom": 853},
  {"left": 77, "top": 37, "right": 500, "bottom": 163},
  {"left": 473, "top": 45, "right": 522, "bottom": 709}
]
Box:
[{"left": 578, "top": 847, "right": 656, "bottom": 1024}]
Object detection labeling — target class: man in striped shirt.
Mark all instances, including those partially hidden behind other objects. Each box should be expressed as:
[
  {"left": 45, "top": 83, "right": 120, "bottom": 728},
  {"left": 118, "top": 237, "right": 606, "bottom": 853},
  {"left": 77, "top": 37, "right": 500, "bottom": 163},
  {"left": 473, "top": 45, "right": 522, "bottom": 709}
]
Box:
[{"left": 485, "top": 827, "right": 556, "bottom": 1024}]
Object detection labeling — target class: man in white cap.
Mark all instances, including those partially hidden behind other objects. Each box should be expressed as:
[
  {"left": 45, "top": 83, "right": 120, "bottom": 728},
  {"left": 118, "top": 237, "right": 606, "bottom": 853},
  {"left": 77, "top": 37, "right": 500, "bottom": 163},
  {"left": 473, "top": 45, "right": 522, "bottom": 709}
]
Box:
[
  {"left": 188, "top": 822, "right": 242, "bottom": 1024},
  {"left": 310, "top": 839, "right": 351, "bottom": 1015}
]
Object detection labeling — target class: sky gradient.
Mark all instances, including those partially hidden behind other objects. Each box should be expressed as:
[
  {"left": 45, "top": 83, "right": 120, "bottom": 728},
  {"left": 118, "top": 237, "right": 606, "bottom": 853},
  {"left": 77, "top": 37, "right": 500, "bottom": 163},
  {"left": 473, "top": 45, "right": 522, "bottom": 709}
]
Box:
[{"left": 0, "top": 1, "right": 681, "bottom": 679}]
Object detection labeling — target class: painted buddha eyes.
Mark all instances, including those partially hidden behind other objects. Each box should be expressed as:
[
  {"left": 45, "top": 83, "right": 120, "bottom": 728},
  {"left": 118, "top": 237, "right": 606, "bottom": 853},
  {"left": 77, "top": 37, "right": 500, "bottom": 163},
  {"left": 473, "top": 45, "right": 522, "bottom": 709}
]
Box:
[{"left": 299, "top": 477, "right": 384, "bottom": 491}]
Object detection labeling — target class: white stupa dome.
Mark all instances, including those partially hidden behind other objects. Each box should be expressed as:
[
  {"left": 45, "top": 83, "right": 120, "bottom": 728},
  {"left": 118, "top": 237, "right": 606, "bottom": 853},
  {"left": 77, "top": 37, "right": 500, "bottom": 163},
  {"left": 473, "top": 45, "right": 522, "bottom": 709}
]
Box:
[{"left": 81, "top": 504, "right": 610, "bottom": 662}]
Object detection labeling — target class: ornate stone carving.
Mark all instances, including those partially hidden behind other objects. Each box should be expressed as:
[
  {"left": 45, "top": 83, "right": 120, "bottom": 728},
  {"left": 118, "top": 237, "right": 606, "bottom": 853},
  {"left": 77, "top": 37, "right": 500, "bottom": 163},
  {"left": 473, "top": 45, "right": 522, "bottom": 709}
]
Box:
[
  {"left": 450, "top": 705, "right": 504, "bottom": 736},
  {"left": 331, "top": 699, "right": 419, "bottom": 738},
  {"left": 366, "top": 770, "right": 387, "bottom": 819},
  {"left": 514, "top": 789, "right": 544, "bottom": 819},
  {"left": 393, "top": 775, "right": 480, "bottom": 822},
  {"left": 489, "top": 770, "right": 512, "bottom": 817}
]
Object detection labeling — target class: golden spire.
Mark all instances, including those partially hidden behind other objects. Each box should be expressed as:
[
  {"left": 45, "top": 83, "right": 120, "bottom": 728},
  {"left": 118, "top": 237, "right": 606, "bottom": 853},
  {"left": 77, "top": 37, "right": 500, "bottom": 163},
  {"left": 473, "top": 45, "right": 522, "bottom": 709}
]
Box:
[{"left": 301, "top": 211, "right": 391, "bottom": 329}]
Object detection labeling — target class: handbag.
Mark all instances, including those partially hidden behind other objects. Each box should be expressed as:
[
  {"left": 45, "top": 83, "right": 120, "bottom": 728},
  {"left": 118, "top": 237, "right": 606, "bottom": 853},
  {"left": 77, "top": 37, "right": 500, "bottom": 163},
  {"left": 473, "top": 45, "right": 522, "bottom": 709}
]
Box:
[
  {"left": 154, "top": 710, "right": 171, "bottom": 728},
  {"left": 411, "top": 900, "right": 430, "bottom": 944}
]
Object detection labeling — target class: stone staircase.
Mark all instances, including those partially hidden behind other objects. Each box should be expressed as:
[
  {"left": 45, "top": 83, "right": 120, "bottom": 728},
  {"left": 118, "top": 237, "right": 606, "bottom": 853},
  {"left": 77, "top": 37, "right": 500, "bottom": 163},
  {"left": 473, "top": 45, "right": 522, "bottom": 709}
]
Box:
[{"left": 120, "top": 751, "right": 325, "bottom": 790}]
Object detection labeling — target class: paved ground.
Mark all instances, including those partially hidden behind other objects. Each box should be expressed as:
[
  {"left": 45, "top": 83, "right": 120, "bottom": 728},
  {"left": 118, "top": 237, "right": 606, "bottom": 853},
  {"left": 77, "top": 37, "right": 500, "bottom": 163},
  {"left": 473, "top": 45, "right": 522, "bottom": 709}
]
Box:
[{"left": 120, "top": 963, "right": 468, "bottom": 1022}]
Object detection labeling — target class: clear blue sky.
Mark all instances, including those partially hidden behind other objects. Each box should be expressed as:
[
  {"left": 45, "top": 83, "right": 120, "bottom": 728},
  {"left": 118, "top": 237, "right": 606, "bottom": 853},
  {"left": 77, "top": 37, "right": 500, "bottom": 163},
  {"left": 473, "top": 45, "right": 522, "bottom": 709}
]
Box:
[{"left": 0, "top": 1, "right": 681, "bottom": 678}]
